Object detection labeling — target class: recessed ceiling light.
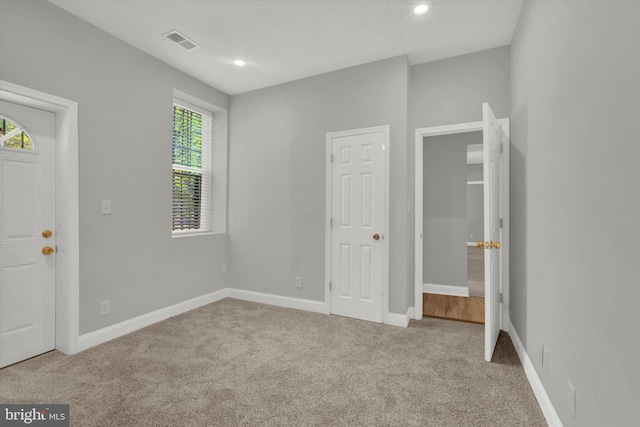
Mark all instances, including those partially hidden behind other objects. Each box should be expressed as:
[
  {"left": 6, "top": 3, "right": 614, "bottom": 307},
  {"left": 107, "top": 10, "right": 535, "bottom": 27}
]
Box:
[
  {"left": 413, "top": 4, "right": 430, "bottom": 15},
  {"left": 234, "top": 59, "right": 246, "bottom": 67}
]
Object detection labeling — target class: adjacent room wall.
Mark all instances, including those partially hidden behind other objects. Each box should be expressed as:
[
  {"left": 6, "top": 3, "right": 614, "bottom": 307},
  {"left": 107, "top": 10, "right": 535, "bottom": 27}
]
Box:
[
  {"left": 423, "top": 132, "right": 481, "bottom": 288},
  {"left": 409, "top": 46, "right": 510, "bottom": 307},
  {"left": 228, "top": 56, "right": 410, "bottom": 314},
  {"left": 466, "top": 163, "right": 484, "bottom": 242},
  {"left": 0, "top": 0, "right": 229, "bottom": 335},
  {"left": 510, "top": 1, "right": 640, "bottom": 425},
  {"left": 466, "top": 163, "right": 483, "bottom": 181}
]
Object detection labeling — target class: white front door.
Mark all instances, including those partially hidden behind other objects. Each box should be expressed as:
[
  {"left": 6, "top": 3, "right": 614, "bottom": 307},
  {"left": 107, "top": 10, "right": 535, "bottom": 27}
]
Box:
[
  {"left": 0, "top": 100, "right": 56, "bottom": 368},
  {"left": 482, "top": 103, "right": 504, "bottom": 362},
  {"left": 328, "top": 126, "right": 388, "bottom": 323}
]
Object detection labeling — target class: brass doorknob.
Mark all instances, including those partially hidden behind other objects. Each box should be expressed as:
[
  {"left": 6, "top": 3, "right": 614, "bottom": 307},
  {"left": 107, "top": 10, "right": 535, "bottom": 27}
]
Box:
[
  {"left": 490, "top": 241, "right": 501, "bottom": 249},
  {"left": 42, "top": 246, "right": 55, "bottom": 255},
  {"left": 373, "top": 233, "right": 380, "bottom": 241},
  {"left": 476, "top": 241, "right": 486, "bottom": 248},
  {"left": 42, "top": 230, "right": 53, "bottom": 238}
]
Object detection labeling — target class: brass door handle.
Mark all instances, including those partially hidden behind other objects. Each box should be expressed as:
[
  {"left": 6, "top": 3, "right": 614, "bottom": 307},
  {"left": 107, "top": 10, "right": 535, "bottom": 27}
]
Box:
[
  {"left": 490, "top": 241, "right": 501, "bottom": 249},
  {"left": 373, "top": 233, "right": 380, "bottom": 241},
  {"left": 42, "top": 230, "right": 53, "bottom": 238},
  {"left": 476, "top": 241, "right": 486, "bottom": 248},
  {"left": 42, "top": 246, "right": 55, "bottom": 255}
]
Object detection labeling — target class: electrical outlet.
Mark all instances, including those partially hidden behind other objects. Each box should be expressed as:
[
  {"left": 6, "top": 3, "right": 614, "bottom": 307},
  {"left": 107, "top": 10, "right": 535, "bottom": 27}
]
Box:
[
  {"left": 543, "top": 348, "right": 550, "bottom": 375},
  {"left": 222, "top": 263, "right": 227, "bottom": 274},
  {"left": 100, "top": 300, "right": 110, "bottom": 317},
  {"left": 568, "top": 381, "right": 576, "bottom": 418},
  {"left": 295, "top": 276, "right": 303, "bottom": 289}
]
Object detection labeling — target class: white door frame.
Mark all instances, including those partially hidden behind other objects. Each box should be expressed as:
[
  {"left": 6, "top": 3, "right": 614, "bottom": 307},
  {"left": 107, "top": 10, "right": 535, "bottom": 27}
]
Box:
[
  {"left": 325, "top": 125, "right": 390, "bottom": 323},
  {"left": 0, "top": 80, "right": 80, "bottom": 355},
  {"left": 414, "top": 120, "right": 510, "bottom": 329}
]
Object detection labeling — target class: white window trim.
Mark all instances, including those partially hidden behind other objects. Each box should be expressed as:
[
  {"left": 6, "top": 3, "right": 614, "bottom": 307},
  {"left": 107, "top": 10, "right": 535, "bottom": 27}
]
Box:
[{"left": 172, "top": 89, "right": 227, "bottom": 237}]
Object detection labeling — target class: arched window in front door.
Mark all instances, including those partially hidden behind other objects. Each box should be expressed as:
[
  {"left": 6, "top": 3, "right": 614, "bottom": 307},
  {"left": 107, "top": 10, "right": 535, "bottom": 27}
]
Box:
[{"left": 0, "top": 115, "right": 34, "bottom": 150}]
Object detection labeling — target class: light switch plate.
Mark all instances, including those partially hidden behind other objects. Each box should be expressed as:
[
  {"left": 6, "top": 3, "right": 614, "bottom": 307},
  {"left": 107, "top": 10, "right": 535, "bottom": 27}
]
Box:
[{"left": 101, "top": 200, "right": 111, "bottom": 215}]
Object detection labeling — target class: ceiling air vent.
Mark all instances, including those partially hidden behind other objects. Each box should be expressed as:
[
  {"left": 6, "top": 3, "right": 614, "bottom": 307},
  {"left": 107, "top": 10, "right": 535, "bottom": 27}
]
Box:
[{"left": 163, "top": 30, "right": 201, "bottom": 52}]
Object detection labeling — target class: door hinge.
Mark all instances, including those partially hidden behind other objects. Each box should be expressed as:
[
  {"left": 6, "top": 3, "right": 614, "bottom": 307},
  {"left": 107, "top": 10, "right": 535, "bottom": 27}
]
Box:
[
  {"left": 499, "top": 293, "right": 503, "bottom": 303},
  {"left": 499, "top": 218, "right": 504, "bottom": 228},
  {"left": 331, "top": 154, "right": 334, "bottom": 163},
  {"left": 329, "top": 281, "right": 332, "bottom": 290},
  {"left": 499, "top": 142, "right": 504, "bottom": 154},
  {"left": 329, "top": 217, "right": 333, "bottom": 226}
]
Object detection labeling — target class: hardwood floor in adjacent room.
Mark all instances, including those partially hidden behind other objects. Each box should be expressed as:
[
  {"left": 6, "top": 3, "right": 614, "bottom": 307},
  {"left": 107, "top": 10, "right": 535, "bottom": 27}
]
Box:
[{"left": 423, "top": 293, "right": 485, "bottom": 324}]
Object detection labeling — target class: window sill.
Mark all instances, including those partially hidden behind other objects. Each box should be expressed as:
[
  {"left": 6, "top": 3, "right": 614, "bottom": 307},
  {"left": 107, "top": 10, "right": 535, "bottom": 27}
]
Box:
[{"left": 171, "top": 230, "right": 225, "bottom": 239}]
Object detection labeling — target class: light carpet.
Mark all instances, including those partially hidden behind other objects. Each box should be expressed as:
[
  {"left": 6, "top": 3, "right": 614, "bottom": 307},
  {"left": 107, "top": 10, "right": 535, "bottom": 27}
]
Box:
[{"left": 0, "top": 299, "right": 545, "bottom": 426}]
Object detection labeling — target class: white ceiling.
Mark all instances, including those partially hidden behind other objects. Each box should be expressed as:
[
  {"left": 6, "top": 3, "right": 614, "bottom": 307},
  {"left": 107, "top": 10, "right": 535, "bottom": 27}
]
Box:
[{"left": 49, "top": 0, "right": 523, "bottom": 95}]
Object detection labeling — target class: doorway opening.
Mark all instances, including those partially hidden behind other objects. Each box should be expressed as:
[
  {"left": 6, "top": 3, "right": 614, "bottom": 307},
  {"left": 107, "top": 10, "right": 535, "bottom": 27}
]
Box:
[
  {"left": 414, "top": 106, "right": 510, "bottom": 361},
  {"left": 420, "top": 131, "right": 485, "bottom": 324}
]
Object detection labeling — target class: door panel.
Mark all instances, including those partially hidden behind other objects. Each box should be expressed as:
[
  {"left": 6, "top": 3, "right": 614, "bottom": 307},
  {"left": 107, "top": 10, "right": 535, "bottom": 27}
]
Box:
[
  {"left": 0, "top": 101, "right": 56, "bottom": 368},
  {"left": 483, "top": 103, "right": 502, "bottom": 362},
  {"left": 329, "top": 128, "right": 386, "bottom": 323}
]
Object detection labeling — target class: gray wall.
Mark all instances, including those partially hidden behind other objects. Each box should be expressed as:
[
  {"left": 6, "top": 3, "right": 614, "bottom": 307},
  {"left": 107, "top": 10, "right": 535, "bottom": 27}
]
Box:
[
  {"left": 467, "top": 163, "right": 483, "bottom": 182},
  {"left": 410, "top": 46, "right": 511, "bottom": 130},
  {"left": 228, "top": 56, "right": 410, "bottom": 314},
  {"left": 423, "top": 133, "right": 481, "bottom": 287},
  {"left": 409, "top": 46, "right": 510, "bottom": 304},
  {"left": 466, "top": 186, "right": 483, "bottom": 242},
  {"left": 466, "top": 164, "right": 483, "bottom": 242},
  {"left": 0, "top": 0, "right": 229, "bottom": 335},
  {"left": 510, "top": 1, "right": 640, "bottom": 425}
]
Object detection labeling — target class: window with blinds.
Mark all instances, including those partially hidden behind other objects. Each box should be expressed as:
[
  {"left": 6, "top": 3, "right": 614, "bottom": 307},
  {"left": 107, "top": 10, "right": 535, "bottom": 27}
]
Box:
[{"left": 172, "top": 101, "right": 212, "bottom": 234}]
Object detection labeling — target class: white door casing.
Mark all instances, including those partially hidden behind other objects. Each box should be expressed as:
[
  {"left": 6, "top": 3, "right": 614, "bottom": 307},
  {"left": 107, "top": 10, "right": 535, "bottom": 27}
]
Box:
[
  {"left": 414, "top": 115, "right": 510, "bottom": 343},
  {"left": 0, "top": 101, "right": 56, "bottom": 368},
  {"left": 0, "top": 80, "right": 79, "bottom": 357},
  {"left": 326, "top": 126, "right": 389, "bottom": 323},
  {"left": 482, "top": 102, "right": 503, "bottom": 362}
]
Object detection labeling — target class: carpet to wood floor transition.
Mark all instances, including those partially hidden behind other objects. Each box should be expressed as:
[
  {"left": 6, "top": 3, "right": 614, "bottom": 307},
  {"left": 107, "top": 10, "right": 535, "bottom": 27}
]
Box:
[
  {"left": 0, "top": 299, "right": 546, "bottom": 426},
  {"left": 423, "top": 293, "right": 485, "bottom": 324}
]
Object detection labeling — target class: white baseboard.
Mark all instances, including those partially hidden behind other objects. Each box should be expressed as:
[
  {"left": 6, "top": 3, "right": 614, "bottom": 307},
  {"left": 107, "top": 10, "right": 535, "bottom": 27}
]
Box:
[
  {"left": 384, "top": 307, "right": 414, "bottom": 328},
  {"left": 227, "top": 288, "right": 325, "bottom": 314},
  {"left": 467, "top": 241, "right": 477, "bottom": 247},
  {"left": 229, "top": 288, "right": 416, "bottom": 329},
  {"left": 78, "top": 288, "right": 229, "bottom": 352},
  {"left": 423, "top": 283, "right": 470, "bottom": 297},
  {"left": 508, "top": 320, "right": 563, "bottom": 427},
  {"left": 77, "top": 287, "right": 411, "bottom": 353},
  {"left": 406, "top": 306, "right": 415, "bottom": 320}
]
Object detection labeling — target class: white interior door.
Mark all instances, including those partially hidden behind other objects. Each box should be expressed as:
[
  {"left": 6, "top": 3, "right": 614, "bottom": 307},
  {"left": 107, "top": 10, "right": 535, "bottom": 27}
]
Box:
[
  {"left": 0, "top": 100, "right": 56, "bottom": 368},
  {"left": 483, "top": 103, "right": 503, "bottom": 362},
  {"left": 328, "top": 126, "right": 387, "bottom": 323}
]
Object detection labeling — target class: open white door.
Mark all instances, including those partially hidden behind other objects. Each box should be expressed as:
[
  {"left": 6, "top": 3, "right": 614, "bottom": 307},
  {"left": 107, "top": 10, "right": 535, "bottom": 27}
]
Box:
[{"left": 483, "top": 103, "right": 503, "bottom": 362}]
